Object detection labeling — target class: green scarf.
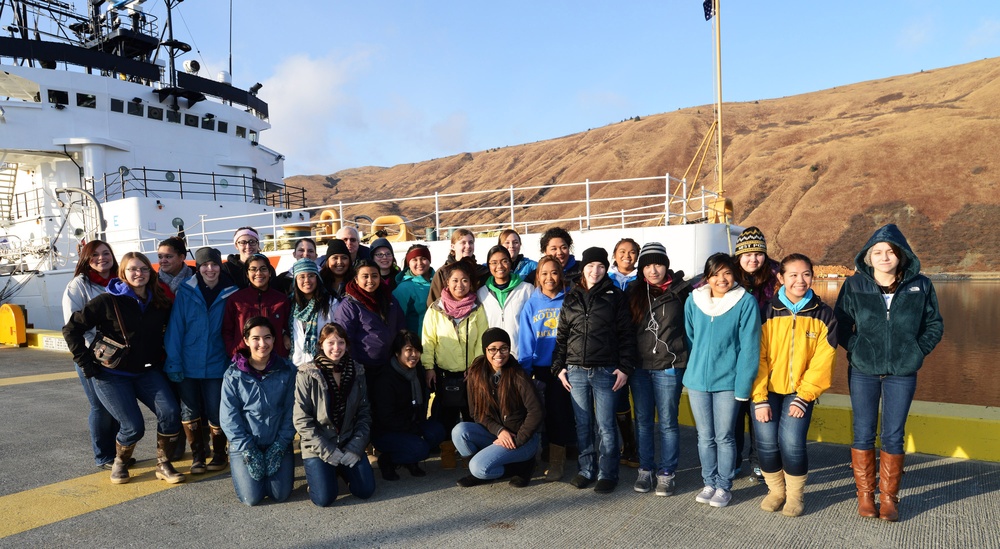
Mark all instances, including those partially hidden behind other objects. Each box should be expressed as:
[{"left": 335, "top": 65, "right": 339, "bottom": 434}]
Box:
[{"left": 486, "top": 273, "right": 522, "bottom": 309}]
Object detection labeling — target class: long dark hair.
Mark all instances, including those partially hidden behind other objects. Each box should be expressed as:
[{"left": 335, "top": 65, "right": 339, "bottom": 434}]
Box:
[
  {"left": 320, "top": 253, "right": 355, "bottom": 294},
  {"left": 703, "top": 253, "right": 737, "bottom": 281},
  {"left": 118, "top": 252, "right": 171, "bottom": 309},
  {"left": 734, "top": 252, "right": 778, "bottom": 295},
  {"left": 466, "top": 354, "right": 526, "bottom": 422},
  {"left": 74, "top": 240, "right": 119, "bottom": 277},
  {"left": 292, "top": 270, "right": 333, "bottom": 317},
  {"left": 539, "top": 227, "right": 572, "bottom": 254}
]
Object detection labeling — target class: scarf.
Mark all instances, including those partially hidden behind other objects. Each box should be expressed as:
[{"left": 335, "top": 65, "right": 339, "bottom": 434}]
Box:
[
  {"left": 691, "top": 283, "right": 746, "bottom": 317},
  {"left": 87, "top": 270, "right": 113, "bottom": 288},
  {"left": 107, "top": 278, "right": 152, "bottom": 312},
  {"left": 390, "top": 356, "right": 423, "bottom": 406},
  {"left": 315, "top": 353, "right": 355, "bottom": 432},
  {"left": 160, "top": 264, "right": 193, "bottom": 293},
  {"left": 345, "top": 279, "right": 391, "bottom": 320},
  {"left": 292, "top": 298, "right": 320, "bottom": 358},
  {"left": 486, "top": 273, "right": 521, "bottom": 309},
  {"left": 234, "top": 349, "right": 277, "bottom": 380},
  {"left": 778, "top": 286, "right": 814, "bottom": 314},
  {"left": 439, "top": 288, "right": 476, "bottom": 320}
]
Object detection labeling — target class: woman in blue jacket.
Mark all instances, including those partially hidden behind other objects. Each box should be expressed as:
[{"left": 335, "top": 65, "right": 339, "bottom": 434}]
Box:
[
  {"left": 220, "top": 317, "right": 297, "bottom": 506},
  {"left": 684, "top": 253, "right": 761, "bottom": 509},
  {"left": 393, "top": 244, "right": 434, "bottom": 336},
  {"left": 164, "top": 247, "right": 238, "bottom": 474},
  {"left": 835, "top": 224, "right": 943, "bottom": 522}
]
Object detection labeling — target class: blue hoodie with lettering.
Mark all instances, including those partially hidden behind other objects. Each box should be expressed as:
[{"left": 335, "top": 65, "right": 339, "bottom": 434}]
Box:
[{"left": 516, "top": 288, "right": 565, "bottom": 374}]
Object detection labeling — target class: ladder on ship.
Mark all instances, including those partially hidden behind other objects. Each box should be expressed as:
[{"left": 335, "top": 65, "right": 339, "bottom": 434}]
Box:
[{"left": 0, "top": 162, "right": 16, "bottom": 222}]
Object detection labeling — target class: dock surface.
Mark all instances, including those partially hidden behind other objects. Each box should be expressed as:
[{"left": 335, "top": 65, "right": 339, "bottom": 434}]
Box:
[{"left": 1, "top": 346, "right": 997, "bottom": 548}]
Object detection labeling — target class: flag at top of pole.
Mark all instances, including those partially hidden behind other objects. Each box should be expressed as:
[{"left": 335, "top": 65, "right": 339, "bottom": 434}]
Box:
[{"left": 703, "top": 0, "right": 715, "bottom": 20}]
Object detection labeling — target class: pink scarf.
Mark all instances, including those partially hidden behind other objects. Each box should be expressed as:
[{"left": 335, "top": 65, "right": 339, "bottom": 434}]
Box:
[{"left": 439, "top": 289, "right": 476, "bottom": 320}]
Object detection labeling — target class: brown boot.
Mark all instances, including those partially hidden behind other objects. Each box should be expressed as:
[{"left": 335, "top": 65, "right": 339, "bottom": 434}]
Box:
[
  {"left": 206, "top": 425, "right": 229, "bottom": 471},
  {"left": 759, "top": 470, "right": 786, "bottom": 512},
  {"left": 440, "top": 441, "right": 457, "bottom": 470},
  {"left": 851, "top": 448, "right": 878, "bottom": 518},
  {"left": 182, "top": 420, "right": 207, "bottom": 474},
  {"left": 878, "top": 451, "right": 905, "bottom": 522},
  {"left": 155, "top": 432, "right": 186, "bottom": 484},
  {"left": 782, "top": 473, "right": 808, "bottom": 517},
  {"left": 615, "top": 411, "right": 639, "bottom": 467},
  {"left": 544, "top": 444, "right": 566, "bottom": 482},
  {"left": 110, "top": 441, "right": 136, "bottom": 484}
]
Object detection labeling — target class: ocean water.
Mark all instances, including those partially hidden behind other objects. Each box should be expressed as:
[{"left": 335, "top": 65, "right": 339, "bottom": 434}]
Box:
[{"left": 813, "top": 280, "right": 999, "bottom": 407}]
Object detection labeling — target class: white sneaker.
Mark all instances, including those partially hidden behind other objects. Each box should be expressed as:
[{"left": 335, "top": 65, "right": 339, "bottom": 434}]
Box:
[
  {"left": 709, "top": 488, "right": 732, "bottom": 508},
  {"left": 695, "top": 485, "right": 715, "bottom": 504},
  {"left": 633, "top": 469, "right": 654, "bottom": 493}
]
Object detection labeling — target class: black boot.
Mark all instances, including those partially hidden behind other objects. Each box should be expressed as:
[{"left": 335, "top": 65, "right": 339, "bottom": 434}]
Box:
[
  {"left": 206, "top": 425, "right": 228, "bottom": 471},
  {"left": 403, "top": 463, "right": 426, "bottom": 477},
  {"left": 456, "top": 474, "right": 491, "bottom": 488},
  {"left": 378, "top": 453, "right": 400, "bottom": 481},
  {"left": 182, "top": 420, "right": 207, "bottom": 474},
  {"left": 508, "top": 458, "right": 535, "bottom": 488}
]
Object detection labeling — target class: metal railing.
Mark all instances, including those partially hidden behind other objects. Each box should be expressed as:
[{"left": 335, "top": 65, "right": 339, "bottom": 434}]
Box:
[
  {"left": 95, "top": 167, "right": 306, "bottom": 209},
  {"left": 185, "top": 173, "right": 725, "bottom": 251}
]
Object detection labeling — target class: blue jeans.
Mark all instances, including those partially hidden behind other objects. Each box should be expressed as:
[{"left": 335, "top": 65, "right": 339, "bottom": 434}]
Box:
[
  {"left": 849, "top": 369, "right": 917, "bottom": 455},
  {"left": 372, "top": 420, "right": 447, "bottom": 464},
  {"left": 452, "top": 422, "right": 540, "bottom": 480},
  {"left": 91, "top": 369, "right": 181, "bottom": 446},
  {"left": 687, "top": 389, "right": 739, "bottom": 491},
  {"left": 629, "top": 368, "right": 683, "bottom": 473},
  {"left": 229, "top": 447, "right": 295, "bottom": 506},
  {"left": 566, "top": 365, "right": 620, "bottom": 481},
  {"left": 177, "top": 377, "right": 223, "bottom": 426},
  {"left": 76, "top": 363, "right": 120, "bottom": 466},
  {"left": 302, "top": 455, "right": 376, "bottom": 507},
  {"left": 751, "top": 392, "right": 814, "bottom": 476}
]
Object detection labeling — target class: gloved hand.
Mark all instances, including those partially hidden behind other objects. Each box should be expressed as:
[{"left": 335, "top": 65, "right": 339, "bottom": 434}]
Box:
[
  {"left": 165, "top": 371, "right": 184, "bottom": 383},
  {"left": 339, "top": 451, "right": 361, "bottom": 468},
  {"left": 244, "top": 446, "right": 266, "bottom": 481},
  {"left": 264, "top": 442, "right": 286, "bottom": 476},
  {"left": 81, "top": 361, "right": 100, "bottom": 379}
]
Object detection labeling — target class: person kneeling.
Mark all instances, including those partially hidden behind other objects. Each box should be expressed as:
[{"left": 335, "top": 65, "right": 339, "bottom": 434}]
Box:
[
  {"left": 294, "top": 323, "right": 376, "bottom": 506},
  {"left": 452, "top": 328, "right": 543, "bottom": 488}
]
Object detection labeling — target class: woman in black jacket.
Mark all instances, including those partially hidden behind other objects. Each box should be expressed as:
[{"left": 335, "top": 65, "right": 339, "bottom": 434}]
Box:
[
  {"left": 552, "top": 247, "right": 638, "bottom": 494},
  {"left": 452, "top": 328, "right": 543, "bottom": 488},
  {"left": 63, "top": 252, "right": 184, "bottom": 485},
  {"left": 371, "top": 330, "right": 447, "bottom": 480}
]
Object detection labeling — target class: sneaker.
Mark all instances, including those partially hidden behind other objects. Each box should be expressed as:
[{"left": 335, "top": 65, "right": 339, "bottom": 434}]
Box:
[
  {"left": 655, "top": 471, "right": 675, "bottom": 496},
  {"left": 709, "top": 488, "right": 733, "bottom": 508},
  {"left": 752, "top": 467, "right": 765, "bottom": 484},
  {"left": 634, "top": 469, "right": 654, "bottom": 493},
  {"left": 695, "top": 485, "right": 716, "bottom": 504}
]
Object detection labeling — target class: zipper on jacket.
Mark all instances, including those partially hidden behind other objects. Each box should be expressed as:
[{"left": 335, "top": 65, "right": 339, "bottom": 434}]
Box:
[{"left": 788, "top": 313, "right": 797, "bottom": 388}]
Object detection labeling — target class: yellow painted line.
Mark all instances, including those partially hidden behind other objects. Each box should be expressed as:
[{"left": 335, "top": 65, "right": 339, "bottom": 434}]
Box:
[
  {"left": 0, "top": 460, "right": 228, "bottom": 539},
  {"left": 0, "top": 372, "right": 78, "bottom": 387}
]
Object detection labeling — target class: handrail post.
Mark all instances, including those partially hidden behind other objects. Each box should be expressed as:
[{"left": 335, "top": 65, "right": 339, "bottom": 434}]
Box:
[
  {"left": 178, "top": 169, "right": 183, "bottom": 199},
  {"left": 212, "top": 172, "right": 217, "bottom": 200},
  {"left": 585, "top": 178, "right": 591, "bottom": 230},
  {"left": 199, "top": 214, "right": 207, "bottom": 246},
  {"left": 435, "top": 192, "right": 440, "bottom": 237},
  {"left": 338, "top": 202, "right": 344, "bottom": 231},
  {"left": 700, "top": 186, "right": 706, "bottom": 218},
  {"left": 621, "top": 209, "right": 625, "bottom": 229},
  {"left": 665, "top": 173, "right": 671, "bottom": 223},
  {"left": 682, "top": 177, "right": 688, "bottom": 224},
  {"left": 509, "top": 185, "right": 515, "bottom": 230}
]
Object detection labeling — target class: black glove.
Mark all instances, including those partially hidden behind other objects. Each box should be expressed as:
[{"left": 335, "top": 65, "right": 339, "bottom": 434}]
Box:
[{"left": 81, "top": 361, "right": 100, "bottom": 379}]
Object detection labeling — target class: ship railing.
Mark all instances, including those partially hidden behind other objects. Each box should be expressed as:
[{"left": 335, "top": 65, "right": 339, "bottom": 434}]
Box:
[
  {"left": 186, "top": 173, "right": 723, "bottom": 251},
  {"left": 95, "top": 167, "right": 306, "bottom": 209}
]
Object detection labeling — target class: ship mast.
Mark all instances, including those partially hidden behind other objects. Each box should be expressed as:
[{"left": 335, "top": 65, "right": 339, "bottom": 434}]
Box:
[{"left": 712, "top": 0, "right": 723, "bottom": 198}]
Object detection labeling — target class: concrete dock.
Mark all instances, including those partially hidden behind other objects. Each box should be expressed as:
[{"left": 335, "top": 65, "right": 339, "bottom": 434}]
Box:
[{"left": 1, "top": 346, "right": 997, "bottom": 548}]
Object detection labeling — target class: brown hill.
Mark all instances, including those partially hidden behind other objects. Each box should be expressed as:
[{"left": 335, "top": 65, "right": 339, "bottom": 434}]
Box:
[{"left": 287, "top": 57, "right": 1000, "bottom": 272}]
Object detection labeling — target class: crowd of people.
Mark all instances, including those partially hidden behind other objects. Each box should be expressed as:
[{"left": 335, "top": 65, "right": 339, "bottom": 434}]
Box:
[{"left": 61, "top": 222, "right": 942, "bottom": 521}]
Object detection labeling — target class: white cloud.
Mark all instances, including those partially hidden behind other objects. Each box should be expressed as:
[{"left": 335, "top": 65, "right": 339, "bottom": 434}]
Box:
[
  {"left": 431, "top": 112, "right": 470, "bottom": 152},
  {"left": 966, "top": 19, "right": 1000, "bottom": 49},
  {"left": 576, "top": 89, "right": 629, "bottom": 110},
  {"left": 896, "top": 17, "right": 934, "bottom": 51},
  {"left": 258, "top": 51, "right": 370, "bottom": 175}
]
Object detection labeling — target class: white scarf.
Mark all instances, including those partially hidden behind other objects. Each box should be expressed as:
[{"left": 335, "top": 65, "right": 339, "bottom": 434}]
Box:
[{"left": 691, "top": 283, "right": 746, "bottom": 317}]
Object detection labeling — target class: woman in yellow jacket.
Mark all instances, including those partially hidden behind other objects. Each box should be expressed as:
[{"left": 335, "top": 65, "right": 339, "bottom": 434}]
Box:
[
  {"left": 751, "top": 254, "right": 837, "bottom": 517},
  {"left": 421, "top": 259, "right": 489, "bottom": 468}
]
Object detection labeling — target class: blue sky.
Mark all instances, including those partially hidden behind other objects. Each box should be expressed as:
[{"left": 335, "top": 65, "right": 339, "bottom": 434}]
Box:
[{"left": 172, "top": 1, "right": 1000, "bottom": 176}]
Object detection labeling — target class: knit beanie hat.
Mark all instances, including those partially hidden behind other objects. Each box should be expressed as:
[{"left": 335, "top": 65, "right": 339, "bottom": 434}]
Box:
[
  {"left": 735, "top": 227, "right": 767, "bottom": 256},
  {"left": 291, "top": 258, "right": 320, "bottom": 276},
  {"left": 637, "top": 242, "right": 670, "bottom": 273},
  {"left": 580, "top": 247, "right": 609, "bottom": 270},
  {"left": 481, "top": 327, "right": 511, "bottom": 355},
  {"left": 370, "top": 238, "right": 393, "bottom": 255},
  {"left": 326, "top": 239, "right": 350, "bottom": 259},
  {"left": 194, "top": 247, "right": 222, "bottom": 268}
]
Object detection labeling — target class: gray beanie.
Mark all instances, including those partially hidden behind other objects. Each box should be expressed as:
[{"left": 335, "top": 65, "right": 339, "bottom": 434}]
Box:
[
  {"left": 637, "top": 242, "right": 669, "bottom": 273},
  {"left": 195, "top": 247, "right": 222, "bottom": 268}
]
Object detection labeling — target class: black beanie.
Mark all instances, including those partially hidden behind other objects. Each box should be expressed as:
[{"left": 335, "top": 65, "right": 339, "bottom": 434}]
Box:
[
  {"left": 195, "top": 247, "right": 222, "bottom": 268},
  {"left": 481, "top": 327, "right": 511, "bottom": 355},
  {"left": 326, "top": 239, "right": 350, "bottom": 259},
  {"left": 580, "top": 247, "right": 609, "bottom": 270}
]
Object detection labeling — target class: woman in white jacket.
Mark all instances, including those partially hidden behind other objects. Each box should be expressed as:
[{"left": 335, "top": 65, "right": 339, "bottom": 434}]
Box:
[
  {"left": 289, "top": 258, "right": 340, "bottom": 366},
  {"left": 477, "top": 245, "right": 534, "bottom": 359}
]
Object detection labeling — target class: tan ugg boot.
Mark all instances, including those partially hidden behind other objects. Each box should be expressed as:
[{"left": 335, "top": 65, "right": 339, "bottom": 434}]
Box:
[
  {"left": 782, "top": 473, "right": 808, "bottom": 517},
  {"left": 439, "top": 441, "right": 458, "bottom": 470},
  {"left": 759, "top": 470, "right": 786, "bottom": 512}
]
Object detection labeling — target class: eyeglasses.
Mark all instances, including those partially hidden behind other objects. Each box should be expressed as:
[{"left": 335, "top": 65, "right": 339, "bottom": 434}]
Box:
[
  {"left": 373, "top": 252, "right": 393, "bottom": 259},
  {"left": 486, "top": 346, "right": 510, "bottom": 356},
  {"left": 126, "top": 267, "right": 150, "bottom": 274},
  {"left": 247, "top": 267, "right": 269, "bottom": 273},
  {"left": 236, "top": 239, "right": 259, "bottom": 247},
  {"left": 488, "top": 259, "right": 511, "bottom": 267}
]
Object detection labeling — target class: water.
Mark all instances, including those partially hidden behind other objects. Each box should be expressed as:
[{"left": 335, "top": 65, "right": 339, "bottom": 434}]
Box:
[{"left": 812, "top": 280, "right": 1000, "bottom": 407}]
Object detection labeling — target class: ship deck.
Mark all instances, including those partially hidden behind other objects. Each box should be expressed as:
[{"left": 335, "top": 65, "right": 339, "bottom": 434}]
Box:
[{"left": 1, "top": 346, "right": 997, "bottom": 548}]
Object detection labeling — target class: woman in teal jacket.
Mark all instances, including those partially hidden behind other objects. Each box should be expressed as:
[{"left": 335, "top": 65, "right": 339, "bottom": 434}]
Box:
[
  {"left": 164, "top": 247, "right": 238, "bottom": 474},
  {"left": 683, "top": 253, "right": 761, "bottom": 509},
  {"left": 393, "top": 244, "right": 434, "bottom": 335},
  {"left": 835, "top": 224, "right": 943, "bottom": 522},
  {"left": 220, "top": 316, "right": 298, "bottom": 506}
]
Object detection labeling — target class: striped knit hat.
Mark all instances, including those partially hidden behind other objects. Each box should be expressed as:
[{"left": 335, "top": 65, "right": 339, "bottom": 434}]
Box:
[
  {"left": 637, "top": 242, "right": 669, "bottom": 273},
  {"left": 734, "top": 227, "right": 767, "bottom": 256}
]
